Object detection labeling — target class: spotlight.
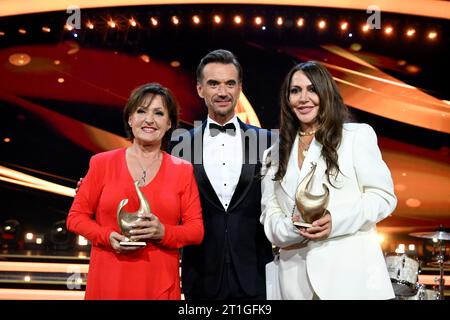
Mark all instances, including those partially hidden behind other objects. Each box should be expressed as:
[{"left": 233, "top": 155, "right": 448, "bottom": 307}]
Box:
[
  {"left": 108, "top": 20, "right": 116, "bottom": 28},
  {"left": 24, "top": 232, "right": 45, "bottom": 249},
  {"left": 340, "top": 22, "right": 348, "bottom": 31},
  {"left": 77, "top": 235, "right": 89, "bottom": 247},
  {"left": 18, "top": 28, "right": 27, "bottom": 34},
  {"left": 296, "top": 18, "right": 304, "bottom": 27},
  {"left": 427, "top": 31, "right": 437, "bottom": 40},
  {"left": 406, "top": 28, "right": 415, "bottom": 37},
  {"left": 49, "top": 220, "right": 75, "bottom": 251},
  {"left": 42, "top": 26, "right": 51, "bottom": 33},
  {"left": 171, "top": 16, "right": 180, "bottom": 25},
  {"left": 64, "top": 24, "right": 73, "bottom": 31},
  {"left": 8, "top": 53, "right": 31, "bottom": 67},
  {"left": 192, "top": 15, "right": 201, "bottom": 25},
  {"left": 1, "top": 219, "right": 21, "bottom": 250},
  {"left": 361, "top": 24, "right": 370, "bottom": 33},
  {"left": 318, "top": 20, "right": 326, "bottom": 30},
  {"left": 254, "top": 16, "right": 263, "bottom": 26},
  {"left": 384, "top": 26, "right": 393, "bottom": 35},
  {"left": 213, "top": 15, "right": 222, "bottom": 24},
  {"left": 150, "top": 17, "right": 158, "bottom": 27},
  {"left": 86, "top": 21, "right": 94, "bottom": 30},
  {"left": 140, "top": 54, "right": 150, "bottom": 63},
  {"left": 234, "top": 15, "right": 242, "bottom": 25},
  {"left": 395, "top": 243, "right": 405, "bottom": 254},
  {"left": 129, "top": 18, "right": 137, "bottom": 27},
  {"left": 276, "top": 17, "right": 283, "bottom": 26}
]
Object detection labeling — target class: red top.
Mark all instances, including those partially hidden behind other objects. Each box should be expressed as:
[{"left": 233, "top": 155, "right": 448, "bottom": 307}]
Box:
[{"left": 67, "top": 149, "right": 204, "bottom": 299}]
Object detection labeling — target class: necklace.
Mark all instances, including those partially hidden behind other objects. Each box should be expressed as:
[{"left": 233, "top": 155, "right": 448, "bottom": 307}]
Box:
[
  {"left": 132, "top": 150, "right": 162, "bottom": 187},
  {"left": 136, "top": 160, "right": 147, "bottom": 187},
  {"left": 299, "top": 136, "right": 313, "bottom": 158},
  {"left": 298, "top": 129, "right": 316, "bottom": 136}
]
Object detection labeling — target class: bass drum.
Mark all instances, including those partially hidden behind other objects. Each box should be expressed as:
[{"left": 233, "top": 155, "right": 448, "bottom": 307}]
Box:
[
  {"left": 385, "top": 253, "right": 420, "bottom": 296},
  {"left": 396, "top": 284, "right": 440, "bottom": 300}
]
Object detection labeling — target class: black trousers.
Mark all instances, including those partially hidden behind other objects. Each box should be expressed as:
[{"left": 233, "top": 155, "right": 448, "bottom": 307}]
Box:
[{"left": 184, "top": 262, "right": 265, "bottom": 300}]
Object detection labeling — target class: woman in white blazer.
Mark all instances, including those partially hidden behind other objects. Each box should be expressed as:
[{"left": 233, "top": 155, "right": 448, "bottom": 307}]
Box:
[{"left": 261, "top": 61, "right": 397, "bottom": 300}]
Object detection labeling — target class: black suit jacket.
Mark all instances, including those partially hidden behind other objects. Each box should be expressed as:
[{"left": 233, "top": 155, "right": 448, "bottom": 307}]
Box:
[{"left": 169, "top": 118, "right": 275, "bottom": 298}]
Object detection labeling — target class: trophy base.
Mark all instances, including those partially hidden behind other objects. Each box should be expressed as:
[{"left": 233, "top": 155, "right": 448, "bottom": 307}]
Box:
[
  {"left": 293, "top": 221, "right": 313, "bottom": 228},
  {"left": 119, "top": 241, "right": 146, "bottom": 247}
]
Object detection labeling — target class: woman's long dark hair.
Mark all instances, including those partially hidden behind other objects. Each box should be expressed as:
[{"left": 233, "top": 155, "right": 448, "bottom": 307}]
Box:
[{"left": 274, "top": 61, "right": 350, "bottom": 186}]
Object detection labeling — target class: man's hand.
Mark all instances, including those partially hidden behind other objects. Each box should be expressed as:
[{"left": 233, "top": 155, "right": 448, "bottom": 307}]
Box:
[{"left": 75, "top": 178, "right": 83, "bottom": 194}]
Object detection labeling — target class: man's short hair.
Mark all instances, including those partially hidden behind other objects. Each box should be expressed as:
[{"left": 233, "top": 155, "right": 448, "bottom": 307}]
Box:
[{"left": 196, "top": 49, "right": 243, "bottom": 83}]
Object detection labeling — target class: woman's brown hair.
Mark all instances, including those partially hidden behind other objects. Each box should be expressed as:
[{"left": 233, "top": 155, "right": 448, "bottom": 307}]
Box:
[
  {"left": 123, "top": 82, "right": 179, "bottom": 150},
  {"left": 274, "top": 61, "right": 350, "bottom": 186}
]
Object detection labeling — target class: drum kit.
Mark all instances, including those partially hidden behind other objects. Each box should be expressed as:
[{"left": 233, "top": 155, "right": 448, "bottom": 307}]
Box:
[{"left": 385, "top": 227, "right": 449, "bottom": 300}]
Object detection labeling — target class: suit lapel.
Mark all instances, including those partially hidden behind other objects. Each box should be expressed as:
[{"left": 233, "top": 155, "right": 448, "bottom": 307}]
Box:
[
  {"left": 228, "top": 119, "right": 257, "bottom": 212},
  {"left": 191, "top": 121, "right": 225, "bottom": 212}
]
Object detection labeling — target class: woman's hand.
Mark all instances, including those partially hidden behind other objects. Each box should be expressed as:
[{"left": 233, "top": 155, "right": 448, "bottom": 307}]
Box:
[
  {"left": 292, "top": 213, "right": 301, "bottom": 224},
  {"left": 298, "top": 211, "right": 332, "bottom": 241},
  {"left": 129, "top": 212, "right": 165, "bottom": 242},
  {"left": 109, "top": 231, "right": 142, "bottom": 253}
]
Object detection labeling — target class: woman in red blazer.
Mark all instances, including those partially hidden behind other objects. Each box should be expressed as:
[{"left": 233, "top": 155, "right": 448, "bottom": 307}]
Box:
[{"left": 67, "top": 83, "right": 204, "bottom": 299}]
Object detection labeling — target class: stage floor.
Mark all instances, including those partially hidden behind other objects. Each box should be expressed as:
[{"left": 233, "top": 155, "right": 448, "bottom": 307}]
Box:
[
  {"left": 0, "top": 249, "right": 88, "bottom": 299},
  {"left": 0, "top": 249, "right": 448, "bottom": 300}
]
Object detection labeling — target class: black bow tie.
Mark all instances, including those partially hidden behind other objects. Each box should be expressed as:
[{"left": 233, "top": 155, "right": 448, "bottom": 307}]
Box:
[{"left": 209, "top": 123, "right": 236, "bottom": 137}]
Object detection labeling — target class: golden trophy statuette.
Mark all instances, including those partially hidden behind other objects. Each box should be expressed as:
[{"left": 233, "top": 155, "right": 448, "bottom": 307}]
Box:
[
  {"left": 294, "top": 162, "right": 329, "bottom": 229},
  {"left": 116, "top": 181, "right": 152, "bottom": 247}
]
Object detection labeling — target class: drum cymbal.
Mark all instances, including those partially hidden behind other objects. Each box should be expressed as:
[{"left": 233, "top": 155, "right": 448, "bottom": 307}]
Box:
[
  {"left": 409, "top": 230, "right": 450, "bottom": 241},
  {"left": 426, "top": 261, "right": 450, "bottom": 267}
]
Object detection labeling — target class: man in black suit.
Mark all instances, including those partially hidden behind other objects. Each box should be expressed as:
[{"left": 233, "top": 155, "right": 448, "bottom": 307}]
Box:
[{"left": 169, "top": 49, "right": 274, "bottom": 300}]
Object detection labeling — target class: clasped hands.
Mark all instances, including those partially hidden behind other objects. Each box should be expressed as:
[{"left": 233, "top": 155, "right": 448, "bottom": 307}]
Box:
[
  {"left": 292, "top": 211, "right": 332, "bottom": 241},
  {"left": 110, "top": 212, "right": 165, "bottom": 254},
  {"left": 76, "top": 178, "right": 165, "bottom": 254}
]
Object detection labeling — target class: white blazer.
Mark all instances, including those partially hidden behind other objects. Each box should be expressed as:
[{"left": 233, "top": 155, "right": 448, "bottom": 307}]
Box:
[{"left": 260, "top": 123, "right": 396, "bottom": 300}]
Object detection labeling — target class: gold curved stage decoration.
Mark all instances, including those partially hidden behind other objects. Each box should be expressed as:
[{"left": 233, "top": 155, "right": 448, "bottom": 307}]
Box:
[
  {"left": 237, "top": 92, "right": 261, "bottom": 127},
  {"left": 0, "top": 165, "right": 75, "bottom": 197},
  {"left": 278, "top": 44, "right": 450, "bottom": 134}
]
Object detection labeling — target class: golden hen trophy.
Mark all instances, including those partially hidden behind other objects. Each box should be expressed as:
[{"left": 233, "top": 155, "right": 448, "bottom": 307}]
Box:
[
  {"left": 294, "top": 163, "right": 329, "bottom": 228},
  {"left": 116, "top": 181, "right": 152, "bottom": 247}
]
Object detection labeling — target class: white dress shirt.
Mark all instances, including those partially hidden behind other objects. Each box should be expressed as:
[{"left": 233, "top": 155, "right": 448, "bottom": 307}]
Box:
[{"left": 203, "top": 115, "right": 243, "bottom": 211}]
